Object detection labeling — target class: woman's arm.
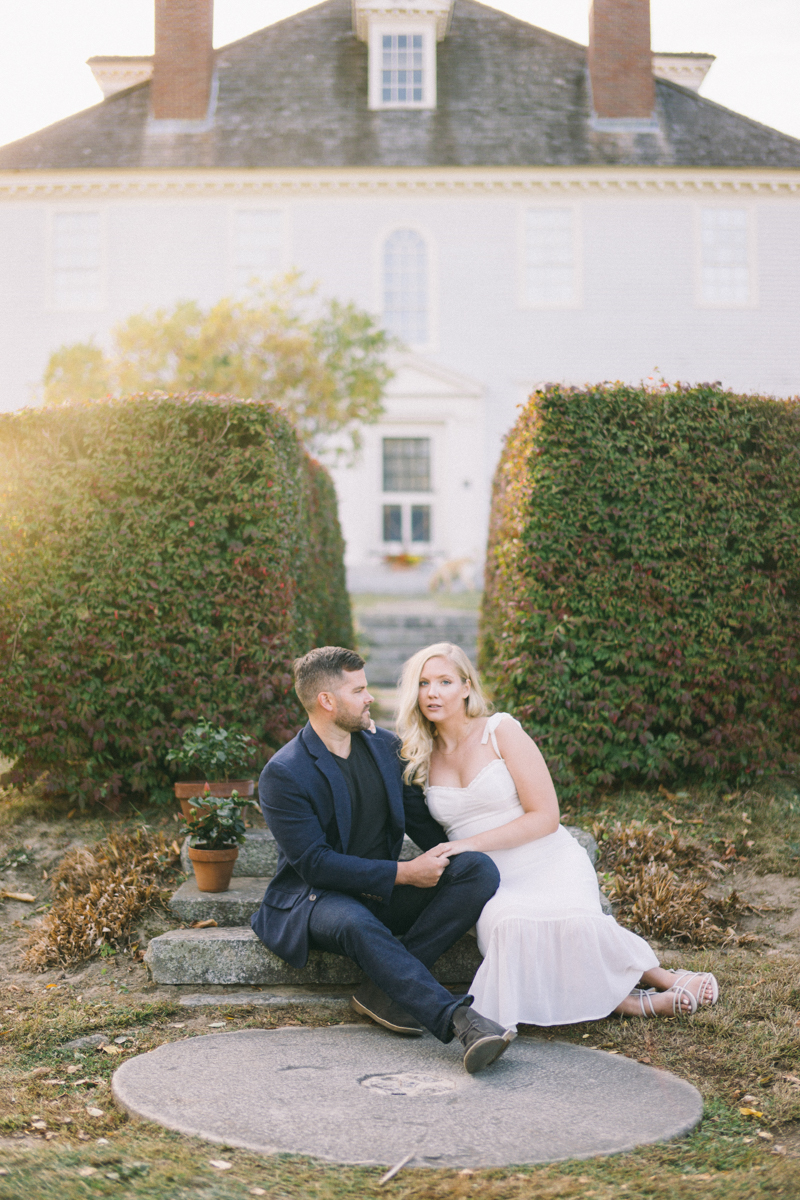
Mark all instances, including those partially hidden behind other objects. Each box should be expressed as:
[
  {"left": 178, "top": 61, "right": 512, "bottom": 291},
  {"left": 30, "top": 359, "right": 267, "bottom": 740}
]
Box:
[{"left": 431, "top": 718, "right": 560, "bottom": 855}]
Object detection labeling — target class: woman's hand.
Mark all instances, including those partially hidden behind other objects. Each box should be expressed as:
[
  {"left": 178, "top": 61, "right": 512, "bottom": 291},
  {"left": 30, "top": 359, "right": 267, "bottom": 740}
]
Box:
[{"left": 430, "top": 839, "right": 474, "bottom": 857}]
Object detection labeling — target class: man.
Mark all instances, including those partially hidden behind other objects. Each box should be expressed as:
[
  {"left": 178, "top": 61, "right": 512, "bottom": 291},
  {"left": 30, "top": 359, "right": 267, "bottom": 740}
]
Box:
[{"left": 251, "top": 646, "right": 515, "bottom": 1074}]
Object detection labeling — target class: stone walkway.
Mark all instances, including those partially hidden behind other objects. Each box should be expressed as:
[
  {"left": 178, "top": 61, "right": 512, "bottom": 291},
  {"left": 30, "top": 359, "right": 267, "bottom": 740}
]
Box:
[{"left": 112, "top": 1025, "right": 703, "bottom": 1169}]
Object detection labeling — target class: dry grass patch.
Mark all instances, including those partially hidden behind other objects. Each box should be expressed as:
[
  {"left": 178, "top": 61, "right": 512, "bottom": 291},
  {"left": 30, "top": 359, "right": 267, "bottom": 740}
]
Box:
[
  {"left": 22, "top": 829, "right": 179, "bottom": 970},
  {"left": 0, "top": 953, "right": 797, "bottom": 1198}
]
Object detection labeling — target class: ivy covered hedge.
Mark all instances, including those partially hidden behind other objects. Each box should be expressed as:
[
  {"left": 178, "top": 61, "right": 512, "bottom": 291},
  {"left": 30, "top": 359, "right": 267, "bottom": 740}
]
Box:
[
  {"left": 481, "top": 384, "right": 800, "bottom": 799},
  {"left": 0, "top": 394, "right": 354, "bottom": 806}
]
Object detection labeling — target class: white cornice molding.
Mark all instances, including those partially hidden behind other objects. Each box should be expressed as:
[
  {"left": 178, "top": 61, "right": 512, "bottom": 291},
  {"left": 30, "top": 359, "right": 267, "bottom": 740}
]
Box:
[
  {"left": 352, "top": 0, "right": 454, "bottom": 42},
  {"left": 0, "top": 165, "right": 798, "bottom": 200}
]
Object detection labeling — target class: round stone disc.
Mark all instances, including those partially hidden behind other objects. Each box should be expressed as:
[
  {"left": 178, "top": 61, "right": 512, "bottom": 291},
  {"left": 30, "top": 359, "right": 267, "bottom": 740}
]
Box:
[{"left": 112, "top": 1026, "right": 702, "bottom": 1168}]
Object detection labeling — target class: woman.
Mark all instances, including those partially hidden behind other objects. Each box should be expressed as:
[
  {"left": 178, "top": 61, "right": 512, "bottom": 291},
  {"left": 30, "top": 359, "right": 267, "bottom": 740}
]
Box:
[{"left": 396, "top": 642, "right": 719, "bottom": 1028}]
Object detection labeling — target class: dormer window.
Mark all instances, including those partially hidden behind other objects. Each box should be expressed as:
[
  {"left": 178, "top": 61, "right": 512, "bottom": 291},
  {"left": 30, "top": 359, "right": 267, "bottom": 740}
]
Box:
[
  {"left": 354, "top": 1, "right": 453, "bottom": 111},
  {"left": 368, "top": 22, "right": 435, "bottom": 109}
]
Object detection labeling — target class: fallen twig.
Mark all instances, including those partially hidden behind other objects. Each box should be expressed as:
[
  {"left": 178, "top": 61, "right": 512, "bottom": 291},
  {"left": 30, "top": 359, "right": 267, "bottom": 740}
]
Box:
[{"left": 378, "top": 1153, "right": 415, "bottom": 1185}]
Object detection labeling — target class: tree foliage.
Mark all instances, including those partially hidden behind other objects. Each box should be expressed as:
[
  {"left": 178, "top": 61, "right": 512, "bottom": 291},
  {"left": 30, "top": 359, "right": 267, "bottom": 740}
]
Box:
[
  {"left": 0, "top": 393, "right": 354, "bottom": 808},
  {"left": 42, "top": 275, "right": 393, "bottom": 458},
  {"left": 481, "top": 384, "right": 800, "bottom": 800}
]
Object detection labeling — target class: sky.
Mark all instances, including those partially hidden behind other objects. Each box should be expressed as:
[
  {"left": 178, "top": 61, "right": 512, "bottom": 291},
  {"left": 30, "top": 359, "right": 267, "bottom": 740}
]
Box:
[{"left": 0, "top": 0, "right": 798, "bottom": 150}]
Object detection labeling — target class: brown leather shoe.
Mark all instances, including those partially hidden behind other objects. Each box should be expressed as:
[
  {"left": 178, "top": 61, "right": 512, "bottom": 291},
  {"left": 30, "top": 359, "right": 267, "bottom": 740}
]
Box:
[{"left": 351, "top": 979, "right": 425, "bottom": 1036}]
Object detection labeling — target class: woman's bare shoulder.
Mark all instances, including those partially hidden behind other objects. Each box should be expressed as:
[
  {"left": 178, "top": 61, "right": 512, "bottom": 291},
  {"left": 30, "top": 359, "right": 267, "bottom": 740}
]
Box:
[{"left": 493, "top": 713, "right": 539, "bottom": 752}]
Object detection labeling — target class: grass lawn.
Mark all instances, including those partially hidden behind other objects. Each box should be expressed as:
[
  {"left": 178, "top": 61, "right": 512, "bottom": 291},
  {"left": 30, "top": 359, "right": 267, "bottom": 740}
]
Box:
[{"left": 0, "top": 779, "right": 798, "bottom": 1198}]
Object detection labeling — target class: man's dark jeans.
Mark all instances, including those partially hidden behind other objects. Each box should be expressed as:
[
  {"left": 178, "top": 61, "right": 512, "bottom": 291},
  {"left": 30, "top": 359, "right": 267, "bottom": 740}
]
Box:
[{"left": 307, "top": 850, "right": 500, "bottom": 1042}]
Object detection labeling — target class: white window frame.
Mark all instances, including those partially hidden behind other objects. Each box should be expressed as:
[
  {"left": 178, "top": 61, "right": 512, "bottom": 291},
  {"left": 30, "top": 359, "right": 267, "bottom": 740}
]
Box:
[
  {"left": 518, "top": 202, "right": 582, "bottom": 310},
  {"left": 694, "top": 205, "right": 757, "bottom": 309},
  {"left": 228, "top": 206, "right": 287, "bottom": 293},
  {"left": 376, "top": 223, "right": 438, "bottom": 351},
  {"left": 368, "top": 17, "right": 437, "bottom": 110},
  {"left": 47, "top": 207, "right": 106, "bottom": 313},
  {"left": 378, "top": 429, "right": 437, "bottom": 552}
]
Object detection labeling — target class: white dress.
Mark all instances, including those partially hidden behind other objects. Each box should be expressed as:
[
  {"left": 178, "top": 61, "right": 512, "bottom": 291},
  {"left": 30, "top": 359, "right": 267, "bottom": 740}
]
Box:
[{"left": 425, "top": 713, "right": 659, "bottom": 1028}]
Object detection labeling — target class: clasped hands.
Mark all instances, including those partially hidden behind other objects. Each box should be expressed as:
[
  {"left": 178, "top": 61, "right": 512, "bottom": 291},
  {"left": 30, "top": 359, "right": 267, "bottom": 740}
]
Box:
[{"left": 394, "top": 838, "right": 474, "bottom": 888}]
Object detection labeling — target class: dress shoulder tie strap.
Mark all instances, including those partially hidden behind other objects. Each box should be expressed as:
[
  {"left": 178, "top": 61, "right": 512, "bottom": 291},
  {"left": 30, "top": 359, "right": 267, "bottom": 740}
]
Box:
[{"left": 480, "top": 712, "right": 520, "bottom": 759}]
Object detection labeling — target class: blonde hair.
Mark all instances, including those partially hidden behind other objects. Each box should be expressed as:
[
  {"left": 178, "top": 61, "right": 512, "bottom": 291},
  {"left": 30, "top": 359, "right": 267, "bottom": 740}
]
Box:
[{"left": 396, "top": 642, "right": 491, "bottom": 787}]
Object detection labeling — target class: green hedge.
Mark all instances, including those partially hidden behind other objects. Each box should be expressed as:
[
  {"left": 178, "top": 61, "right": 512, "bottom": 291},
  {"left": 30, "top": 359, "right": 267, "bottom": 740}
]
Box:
[
  {"left": 0, "top": 394, "right": 353, "bottom": 806},
  {"left": 481, "top": 384, "right": 800, "bottom": 799}
]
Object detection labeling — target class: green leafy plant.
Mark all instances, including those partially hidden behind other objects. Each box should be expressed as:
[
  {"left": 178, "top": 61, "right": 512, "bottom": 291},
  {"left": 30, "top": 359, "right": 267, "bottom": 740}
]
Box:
[
  {"left": 165, "top": 717, "right": 254, "bottom": 781},
  {"left": 481, "top": 383, "right": 800, "bottom": 800},
  {"left": 183, "top": 790, "right": 258, "bottom": 850},
  {"left": 0, "top": 393, "right": 354, "bottom": 808}
]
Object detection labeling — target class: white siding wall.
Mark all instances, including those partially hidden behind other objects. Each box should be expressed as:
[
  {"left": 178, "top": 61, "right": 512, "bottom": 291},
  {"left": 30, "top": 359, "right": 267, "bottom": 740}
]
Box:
[{"left": 1, "top": 179, "right": 798, "bottom": 572}]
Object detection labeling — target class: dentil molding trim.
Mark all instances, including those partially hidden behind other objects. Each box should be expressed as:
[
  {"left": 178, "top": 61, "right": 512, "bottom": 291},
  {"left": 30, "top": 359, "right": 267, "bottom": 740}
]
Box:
[{"left": 0, "top": 166, "right": 798, "bottom": 200}]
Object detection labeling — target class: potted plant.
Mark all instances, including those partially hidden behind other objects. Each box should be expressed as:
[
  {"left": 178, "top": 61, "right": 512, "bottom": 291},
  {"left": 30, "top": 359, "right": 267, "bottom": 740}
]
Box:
[
  {"left": 166, "top": 717, "right": 256, "bottom": 819},
  {"left": 183, "top": 791, "right": 259, "bottom": 892}
]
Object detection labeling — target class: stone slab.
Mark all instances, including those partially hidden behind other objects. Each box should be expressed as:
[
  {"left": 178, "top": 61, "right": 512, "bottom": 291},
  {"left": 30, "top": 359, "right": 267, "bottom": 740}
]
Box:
[
  {"left": 180, "top": 827, "right": 597, "bottom": 879},
  {"left": 169, "top": 876, "right": 267, "bottom": 927},
  {"left": 180, "top": 830, "right": 424, "bottom": 878},
  {"left": 112, "top": 1025, "right": 703, "bottom": 1167},
  {"left": 180, "top": 990, "right": 350, "bottom": 1008},
  {"left": 144, "top": 926, "right": 483, "bottom": 987},
  {"left": 180, "top": 829, "right": 278, "bottom": 878}
]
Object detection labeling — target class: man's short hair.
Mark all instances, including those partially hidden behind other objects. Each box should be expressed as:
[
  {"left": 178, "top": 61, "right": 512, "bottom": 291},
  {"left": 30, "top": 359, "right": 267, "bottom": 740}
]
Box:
[{"left": 293, "top": 646, "right": 366, "bottom": 713}]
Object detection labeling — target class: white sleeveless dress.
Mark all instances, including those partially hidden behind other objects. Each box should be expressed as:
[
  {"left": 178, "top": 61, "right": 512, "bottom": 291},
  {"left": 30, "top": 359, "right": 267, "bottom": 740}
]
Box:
[{"left": 425, "top": 713, "right": 659, "bottom": 1028}]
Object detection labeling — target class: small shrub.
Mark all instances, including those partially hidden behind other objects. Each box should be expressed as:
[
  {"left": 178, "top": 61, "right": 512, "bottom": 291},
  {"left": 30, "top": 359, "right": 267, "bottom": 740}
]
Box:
[
  {"left": 183, "top": 791, "right": 257, "bottom": 849},
  {"left": 481, "top": 384, "right": 800, "bottom": 799},
  {"left": 0, "top": 394, "right": 354, "bottom": 806},
  {"left": 165, "top": 717, "right": 254, "bottom": 781}
]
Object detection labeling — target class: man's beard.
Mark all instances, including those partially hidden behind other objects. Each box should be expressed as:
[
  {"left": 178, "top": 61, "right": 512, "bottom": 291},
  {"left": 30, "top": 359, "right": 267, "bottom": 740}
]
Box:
[{"left": 333, "top": 705, "right": 372, "bottom": 734}]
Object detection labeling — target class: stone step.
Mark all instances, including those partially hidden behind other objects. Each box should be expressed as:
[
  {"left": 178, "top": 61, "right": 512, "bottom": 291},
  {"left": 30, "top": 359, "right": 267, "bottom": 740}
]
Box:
[
  {"left": 180, "top": 829, "right": 424, "bottom": 879},
  {"left": 180, "top": 829, "right": 278, "bottom": 878},
  {"left": 145, "top": 925, "right": 483, "bottom": 987},
  {"left": 180, "top": 826, "right": 597, "bottom": 882},
  {"left": 172, "top": 828, "right": 600, "bottom": 927},
  {"left": 357, "top": 610, "right": 479, "bottom": 686},
  {"left": 169, "top": 876, "right": 268, "bottom": 927},
  {"left": 154, "top": 827, "right": 605, "bottom": 988}
]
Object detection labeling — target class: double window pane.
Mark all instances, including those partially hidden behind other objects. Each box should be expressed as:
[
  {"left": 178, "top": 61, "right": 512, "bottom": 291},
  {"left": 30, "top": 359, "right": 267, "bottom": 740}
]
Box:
[
  {"left": 52, "top": 212, "right": 102, "bottom": 310},
  {"left": 382, "top": 503, "right": 431, "bottom": 544},
  {"left": 383, "top": 438, "right": 430, "bottom": 492},
  {"left": 233, "top": 209, "right": 281, "bottom": 290},
  {"left": 382, "top": 34, "right": 423, "bottom": 103},
  {"left": 383, "top": 229, "right": 428, "bottom": 345},
  {"left": 701, "top": 209, "right": 749, "bottom": 304},
  {"left": 525, "top": 208, "right": 574, "bottom": 305}
]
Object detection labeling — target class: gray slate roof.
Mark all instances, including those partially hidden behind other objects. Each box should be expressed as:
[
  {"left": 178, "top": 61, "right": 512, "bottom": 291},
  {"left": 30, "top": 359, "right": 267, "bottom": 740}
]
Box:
[{"left": 2, "top": 0, "right": 799, "bottom": 171}]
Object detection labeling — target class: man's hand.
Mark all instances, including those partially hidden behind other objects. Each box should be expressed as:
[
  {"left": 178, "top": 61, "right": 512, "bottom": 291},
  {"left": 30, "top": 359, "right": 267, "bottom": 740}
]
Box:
[{"left": 395, "top": 848, "right": 450, "bottom": 888}]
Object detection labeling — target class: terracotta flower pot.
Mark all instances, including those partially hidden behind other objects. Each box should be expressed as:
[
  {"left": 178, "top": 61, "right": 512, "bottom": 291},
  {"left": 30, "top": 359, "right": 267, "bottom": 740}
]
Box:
[
  {"left": 174, "top": 779, "right": 255, "bottom": 821},
  {"left": 187, "top": 845, "right": 239, "bottom": 893}
]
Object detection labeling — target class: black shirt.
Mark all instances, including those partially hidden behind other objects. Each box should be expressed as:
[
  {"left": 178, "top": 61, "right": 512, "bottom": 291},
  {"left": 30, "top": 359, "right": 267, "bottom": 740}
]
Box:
[{"left": 331, "top": 732, "right": 392, "bottom": 860}]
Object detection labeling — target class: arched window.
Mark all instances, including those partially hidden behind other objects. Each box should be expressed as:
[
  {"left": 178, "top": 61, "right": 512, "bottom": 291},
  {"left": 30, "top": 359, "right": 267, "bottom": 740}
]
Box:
[{"left": 382, "top": 229, "right": 428, "bottom": 345}]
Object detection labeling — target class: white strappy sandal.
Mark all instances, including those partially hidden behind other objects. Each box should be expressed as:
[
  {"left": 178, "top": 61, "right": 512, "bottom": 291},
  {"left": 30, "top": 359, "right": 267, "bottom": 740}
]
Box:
[
  {"left": 631, "top": 986, "right": 698, "bottom": 1017},
  {"left": 667, "top": 970, "right": 719, "bottom": 1008}
]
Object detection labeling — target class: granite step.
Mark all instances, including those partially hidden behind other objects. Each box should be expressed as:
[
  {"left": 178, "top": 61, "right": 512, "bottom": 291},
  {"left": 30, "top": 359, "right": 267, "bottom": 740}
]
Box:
[
  {"left": 152, "top": 827, "right": 605, "bottom": 988},
  {"left": 144, "top": 925, "right": 483, "bottom": 987},
  {"left": 180, "top": 829, "right": 424, "bottom": 879},
  {"left": 171, "top": 829, "right": 601, "bottom": 927},
  {"left": 169, "top": 876, "right": 268, "bottom": 927},
  {"left": 180, "top": 827, "right": 598, "bottom": 879},
  {"left": 357, "top": 610, "right": 479, "bottom": 687}
]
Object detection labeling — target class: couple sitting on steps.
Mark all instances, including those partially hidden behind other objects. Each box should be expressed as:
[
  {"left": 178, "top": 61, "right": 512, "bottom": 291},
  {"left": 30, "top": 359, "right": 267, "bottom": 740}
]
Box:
[{"left": 251, "top": 645, "right": 720, "bottom": 1075}]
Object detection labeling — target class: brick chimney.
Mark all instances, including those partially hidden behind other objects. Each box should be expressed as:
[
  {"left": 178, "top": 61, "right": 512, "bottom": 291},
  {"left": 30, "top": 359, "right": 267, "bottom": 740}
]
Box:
[
  {"left": 151, "top": 0, "right": 214, "bottom": 121},
  {"left": 588, "top": 0, "right": 655, "bottom": 123}
]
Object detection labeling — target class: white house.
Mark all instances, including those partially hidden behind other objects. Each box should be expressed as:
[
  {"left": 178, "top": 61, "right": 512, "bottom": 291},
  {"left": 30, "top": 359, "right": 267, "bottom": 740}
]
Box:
[{"left": 1, "top": 0, "right": 799, "bottom": 590}]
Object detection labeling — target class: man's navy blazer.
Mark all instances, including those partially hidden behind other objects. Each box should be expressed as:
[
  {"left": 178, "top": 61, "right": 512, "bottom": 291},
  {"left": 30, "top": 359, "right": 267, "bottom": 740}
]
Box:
[{"left": 250, "top": 722, "right": 448, "bottom": 969}]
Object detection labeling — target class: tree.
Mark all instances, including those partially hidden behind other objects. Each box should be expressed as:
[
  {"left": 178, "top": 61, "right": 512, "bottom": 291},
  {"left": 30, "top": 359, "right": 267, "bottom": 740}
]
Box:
[{"left": 41, "top": 274, "right": 394, "bottom": 458}]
